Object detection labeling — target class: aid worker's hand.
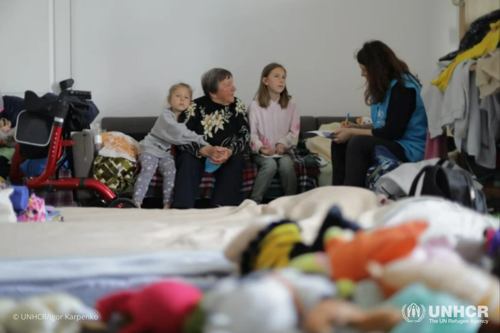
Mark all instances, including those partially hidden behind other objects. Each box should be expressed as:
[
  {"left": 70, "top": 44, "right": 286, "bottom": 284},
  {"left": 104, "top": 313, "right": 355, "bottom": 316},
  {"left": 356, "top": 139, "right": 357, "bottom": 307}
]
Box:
[
  {"left": 342, "top": 121, "right": 361, "bottom": 129},
  {"left": 331, "top": 128, "right": 353, "bottom": 144}
]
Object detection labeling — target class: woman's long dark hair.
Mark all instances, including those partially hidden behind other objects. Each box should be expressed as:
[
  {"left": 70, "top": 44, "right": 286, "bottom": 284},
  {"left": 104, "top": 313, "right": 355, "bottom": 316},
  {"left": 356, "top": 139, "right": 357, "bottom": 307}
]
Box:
[{"left": 357, "top": 40, "right": 421, "bottom": 105}]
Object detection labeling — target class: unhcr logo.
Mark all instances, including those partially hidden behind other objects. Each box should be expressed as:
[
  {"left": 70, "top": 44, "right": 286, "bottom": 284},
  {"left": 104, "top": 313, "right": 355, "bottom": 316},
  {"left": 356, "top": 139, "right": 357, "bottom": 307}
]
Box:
[
  {"left": 402, "top": 303, "right": 426, "bottom": 323},
  {"left": 401, "top": 304, "right": 489, "bottom": 325}
]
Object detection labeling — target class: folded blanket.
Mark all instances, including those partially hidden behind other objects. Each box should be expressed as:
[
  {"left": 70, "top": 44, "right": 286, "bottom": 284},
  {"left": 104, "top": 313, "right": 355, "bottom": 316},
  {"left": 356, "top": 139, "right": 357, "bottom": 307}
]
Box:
[{"left": 305, "top": 122, "right": 341, "bottom": 162}]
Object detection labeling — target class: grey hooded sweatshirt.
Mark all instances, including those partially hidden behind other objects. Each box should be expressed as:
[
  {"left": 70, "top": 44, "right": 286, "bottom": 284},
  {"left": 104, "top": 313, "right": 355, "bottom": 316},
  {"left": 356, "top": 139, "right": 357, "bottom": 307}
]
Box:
[{"left": 141, "top": 108, "right": 208, "bottom": 159}]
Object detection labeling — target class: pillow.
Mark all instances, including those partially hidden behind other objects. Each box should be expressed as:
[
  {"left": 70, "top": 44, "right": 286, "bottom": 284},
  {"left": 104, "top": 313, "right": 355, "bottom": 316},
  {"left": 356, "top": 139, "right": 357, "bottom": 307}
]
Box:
[
  {"left": 98, "top": 132, "right": 140, "bottom": 162},
  {"left": 305, "top": 122, "right": 340, "bottom": 162}
]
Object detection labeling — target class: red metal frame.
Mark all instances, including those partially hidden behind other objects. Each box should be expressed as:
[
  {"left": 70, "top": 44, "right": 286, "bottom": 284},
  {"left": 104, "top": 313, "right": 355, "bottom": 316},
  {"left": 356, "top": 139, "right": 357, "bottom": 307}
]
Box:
[{"left": 24, "top": 122, "right": 116, "bottom": 202}]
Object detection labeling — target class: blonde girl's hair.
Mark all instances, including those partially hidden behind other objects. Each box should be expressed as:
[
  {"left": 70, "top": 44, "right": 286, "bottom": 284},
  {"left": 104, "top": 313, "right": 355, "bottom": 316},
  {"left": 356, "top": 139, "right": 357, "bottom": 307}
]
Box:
[{"left": 167, "top": 83, "right": 193, "bottom": 103}]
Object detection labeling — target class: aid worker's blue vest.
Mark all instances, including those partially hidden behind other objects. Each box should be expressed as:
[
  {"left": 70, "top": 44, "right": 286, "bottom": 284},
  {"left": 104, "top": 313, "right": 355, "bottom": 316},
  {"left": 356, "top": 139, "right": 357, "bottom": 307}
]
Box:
[{"left": 370, "top": 75, "right": 428, "bottom": 162}]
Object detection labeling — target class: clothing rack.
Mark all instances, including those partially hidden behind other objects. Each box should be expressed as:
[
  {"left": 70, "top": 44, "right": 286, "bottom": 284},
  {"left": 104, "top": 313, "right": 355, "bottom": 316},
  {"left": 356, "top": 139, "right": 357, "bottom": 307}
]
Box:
[{"left": 452, "top": 2, "right": 500, "bottom": 201}]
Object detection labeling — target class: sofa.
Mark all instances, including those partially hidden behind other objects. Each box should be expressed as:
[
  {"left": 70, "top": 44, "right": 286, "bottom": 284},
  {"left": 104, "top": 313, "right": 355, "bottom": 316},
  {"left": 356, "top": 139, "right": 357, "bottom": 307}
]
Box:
[
  {"left": 100, "top": 116, "right": 350, "bottom": 143},
  {"left": 72, "top": 116, "right": 354, "bottom": 205}
]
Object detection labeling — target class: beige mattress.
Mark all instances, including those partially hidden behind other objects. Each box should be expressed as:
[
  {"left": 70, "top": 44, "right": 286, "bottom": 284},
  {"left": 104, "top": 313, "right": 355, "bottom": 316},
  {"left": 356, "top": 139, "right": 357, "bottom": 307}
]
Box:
[{"left": 0, "top": 187, "right": 381, "bottom": 260}]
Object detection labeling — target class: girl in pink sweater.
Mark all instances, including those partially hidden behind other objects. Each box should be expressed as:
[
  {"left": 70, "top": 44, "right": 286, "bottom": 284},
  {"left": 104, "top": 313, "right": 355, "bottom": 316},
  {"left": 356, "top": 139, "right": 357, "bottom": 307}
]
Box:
[{"left": 248, "top": 63, "right": 300, "bottom": 204}]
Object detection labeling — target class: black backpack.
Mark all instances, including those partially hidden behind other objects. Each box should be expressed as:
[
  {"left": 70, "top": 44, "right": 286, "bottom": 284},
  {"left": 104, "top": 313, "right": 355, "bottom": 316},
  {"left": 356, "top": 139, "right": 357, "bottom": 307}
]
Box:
[{"left": 409, "top": 158, "right": 488, "bottom": 214}]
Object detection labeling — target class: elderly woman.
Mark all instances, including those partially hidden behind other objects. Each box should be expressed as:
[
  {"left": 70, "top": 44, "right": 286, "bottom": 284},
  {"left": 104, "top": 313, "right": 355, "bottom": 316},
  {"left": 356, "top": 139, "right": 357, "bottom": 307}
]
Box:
[{"left": 172, "top": 68, "right": 250, "bottom": 209}]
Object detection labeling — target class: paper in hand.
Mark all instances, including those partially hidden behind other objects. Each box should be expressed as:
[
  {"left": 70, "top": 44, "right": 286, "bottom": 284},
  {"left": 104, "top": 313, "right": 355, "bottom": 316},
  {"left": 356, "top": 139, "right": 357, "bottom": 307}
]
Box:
[
  {"left": 260, "top": 154, "right": 282, "bottom": 158},
  {"left": 306, "top": 130, "right": 335, "bottom": 138}
]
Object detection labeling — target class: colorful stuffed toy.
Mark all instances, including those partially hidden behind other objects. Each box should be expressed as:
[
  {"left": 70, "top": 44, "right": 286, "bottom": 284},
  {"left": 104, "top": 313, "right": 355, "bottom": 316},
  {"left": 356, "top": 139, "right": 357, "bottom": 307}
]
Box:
[
  {"left": 93, "top": 270, "right": 486, "bottom": 333},
  {"left": 356, "top": 116, "right": 372, "bottom": 126},
  {"left": 45, "top": 205, "right": 64, "bottom": 222},
  {"left": 225, "top": 206, "right": 364, "bottom": 275},
  {"left": 321, "top": 221, "right": 428, "bottom": 282},
  {"left": 225, "top": 205, "right": 428, "bottom": 284},
  {"left": 17, "top": 193, "right": 46, "bottom": 222},
  {"left": 96, "top": 280, "right": 203, "bottom": 333},
  {"left": 329, "top": 283, "right": 483, "bottom": 333},
  {"left": 200, "top": 268, "right": 337, "bottom": 333},
  {"left": 382, "top": 283, "right": 483, "bottom": 333},
  {"left": 368, "top": 258, "right": 500, "bottom": 324}
]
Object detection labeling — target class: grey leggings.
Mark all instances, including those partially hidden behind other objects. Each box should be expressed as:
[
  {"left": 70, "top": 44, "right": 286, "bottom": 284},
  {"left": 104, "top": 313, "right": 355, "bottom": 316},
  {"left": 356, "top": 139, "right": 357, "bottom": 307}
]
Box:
[{"left": 133, "top": 152, "right": 176, "bottom": 205}]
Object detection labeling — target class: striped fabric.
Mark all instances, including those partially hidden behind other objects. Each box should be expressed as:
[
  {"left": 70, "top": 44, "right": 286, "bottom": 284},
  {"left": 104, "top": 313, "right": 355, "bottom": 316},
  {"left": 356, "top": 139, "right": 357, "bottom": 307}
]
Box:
[
  {"left": 23, "top": 169, "right": 74, "bottom": 207},
  {"left": 142, "top": 144, "right": 320, "bottom": 200}
]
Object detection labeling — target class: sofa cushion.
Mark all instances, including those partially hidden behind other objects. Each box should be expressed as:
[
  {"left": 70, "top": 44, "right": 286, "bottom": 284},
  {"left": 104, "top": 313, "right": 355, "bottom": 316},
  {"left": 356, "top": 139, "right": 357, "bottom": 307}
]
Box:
[
  {"left": 300, "top": 116, "right": 316, "bottom": 139},
  {"left": 306, "top": 122, "right": 342, "bottom": 162}
]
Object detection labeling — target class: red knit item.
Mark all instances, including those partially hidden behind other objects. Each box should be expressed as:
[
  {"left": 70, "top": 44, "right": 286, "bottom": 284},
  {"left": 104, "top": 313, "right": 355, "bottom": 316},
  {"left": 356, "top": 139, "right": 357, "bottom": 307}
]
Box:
[{"left": 96, "top": 280, "right": 203, "bottom": 333}]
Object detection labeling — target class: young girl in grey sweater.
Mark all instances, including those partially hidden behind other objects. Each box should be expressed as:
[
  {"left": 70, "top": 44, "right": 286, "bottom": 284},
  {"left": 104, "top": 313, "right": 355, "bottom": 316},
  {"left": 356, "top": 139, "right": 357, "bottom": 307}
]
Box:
[{"left": 133, "top": 83, "right": 208, "bottom": 208}]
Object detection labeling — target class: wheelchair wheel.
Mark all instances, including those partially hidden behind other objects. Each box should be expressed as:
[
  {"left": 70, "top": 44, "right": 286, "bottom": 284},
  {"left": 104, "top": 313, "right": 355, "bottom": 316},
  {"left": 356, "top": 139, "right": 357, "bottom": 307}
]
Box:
[
  {"left": 108, "top": 197, "right": 138, "bottom": 209},
  {"left": 87, "top": 198, "right": 108, "bottom": 208}
]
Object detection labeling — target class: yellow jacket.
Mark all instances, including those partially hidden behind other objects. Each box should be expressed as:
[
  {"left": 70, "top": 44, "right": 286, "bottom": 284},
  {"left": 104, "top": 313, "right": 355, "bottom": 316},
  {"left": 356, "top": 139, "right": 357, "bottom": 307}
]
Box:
[{"left": 432, "top": 21, "right": 500, "bottom": 92}]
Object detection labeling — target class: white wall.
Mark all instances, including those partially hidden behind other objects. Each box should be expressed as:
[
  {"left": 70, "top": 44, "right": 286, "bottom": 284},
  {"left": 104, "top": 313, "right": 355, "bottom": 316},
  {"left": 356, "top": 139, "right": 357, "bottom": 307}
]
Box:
[
  {"left": 426, "top": 0, "right": 461, "bottom": 77},
  {"left": 0, "top": 0, "right": 53, "bottom": 94},
  {"left": 466, "top": 0, "right": 500, "bottom": 26},
  {"left": 1, "top": 0, "right": 459, "bottom": 120}
]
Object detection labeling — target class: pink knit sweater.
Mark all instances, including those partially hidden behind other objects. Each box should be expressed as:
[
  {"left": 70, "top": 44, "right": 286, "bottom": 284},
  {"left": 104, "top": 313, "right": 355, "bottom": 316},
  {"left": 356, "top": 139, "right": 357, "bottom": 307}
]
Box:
[{"left": 248, "top": 99, "right": 300, "bottom": 154}]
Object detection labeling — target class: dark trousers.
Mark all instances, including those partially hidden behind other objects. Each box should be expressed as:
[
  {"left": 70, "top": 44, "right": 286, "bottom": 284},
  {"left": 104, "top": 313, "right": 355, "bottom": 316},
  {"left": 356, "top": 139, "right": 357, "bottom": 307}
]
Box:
[
  {"left": 172, "top": 151, "right": 245, "bottom": 209},
  {"left": 330, "top": 135, "right": 408, "bottom": 188}
]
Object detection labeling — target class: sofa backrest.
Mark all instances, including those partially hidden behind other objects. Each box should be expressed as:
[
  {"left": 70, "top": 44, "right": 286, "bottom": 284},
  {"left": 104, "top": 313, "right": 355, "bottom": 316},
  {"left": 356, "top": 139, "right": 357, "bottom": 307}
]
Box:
[
  {"left": 101, "top": 117, "right": 158, "bottom": 142},
  {"left": 101, "top": 116, "right": 357, "bottom": 142}
]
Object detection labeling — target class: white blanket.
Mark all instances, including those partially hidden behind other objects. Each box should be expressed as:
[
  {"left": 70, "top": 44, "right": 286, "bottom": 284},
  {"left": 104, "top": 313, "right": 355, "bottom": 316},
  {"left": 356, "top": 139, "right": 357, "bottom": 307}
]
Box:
[
  {"left": 1, "top": 186, "right": 496, "bottom": 262},
  {"left": 0, "top": 187, "right": 381, "bottom": 260}
]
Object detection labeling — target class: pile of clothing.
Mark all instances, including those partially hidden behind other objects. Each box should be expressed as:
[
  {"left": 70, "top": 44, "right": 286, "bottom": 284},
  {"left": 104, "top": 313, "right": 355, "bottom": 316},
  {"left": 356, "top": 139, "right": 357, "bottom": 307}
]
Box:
[
  {"left": 0, "top": 182, "right": 64, "bottom": 222},
  {"left": 424, "top": 9, "right": 500, "bottom": 168},
  {"left": 1, "top": 88, "right": 100, "bottom": 206}
]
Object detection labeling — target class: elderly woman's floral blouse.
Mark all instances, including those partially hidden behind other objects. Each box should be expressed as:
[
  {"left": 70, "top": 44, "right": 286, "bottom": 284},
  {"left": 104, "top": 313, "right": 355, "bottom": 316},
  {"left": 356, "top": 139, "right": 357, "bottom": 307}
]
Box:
[{"left": 177, "top": 95, "right": 250, "bottom": 157}]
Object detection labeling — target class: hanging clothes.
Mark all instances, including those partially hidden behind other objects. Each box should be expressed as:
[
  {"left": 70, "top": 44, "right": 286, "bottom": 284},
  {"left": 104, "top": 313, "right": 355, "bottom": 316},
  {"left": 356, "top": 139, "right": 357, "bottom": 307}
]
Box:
[
  {"left": 423, "top": 59, "right": 475, "bottom": 139},
  {"left": 432, "top": 21, "right": 500, "bottom": 92},
  {"left": 475, "top": 94, "right": 500, "bottom": 169},
  {"left": 424, "top": 131, "right": 448, "bottom": 160},
  {"left": 476, "top": 48, "right": 500, "bottom": 99},
  {"left": 455, "top": 73, "right": 500, "bottom": 170},
  {"left": 440, "top": 9, "right": 500, "bottom": 62}
]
